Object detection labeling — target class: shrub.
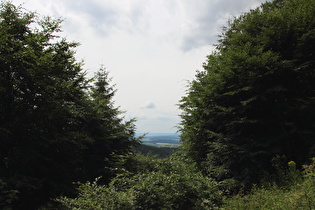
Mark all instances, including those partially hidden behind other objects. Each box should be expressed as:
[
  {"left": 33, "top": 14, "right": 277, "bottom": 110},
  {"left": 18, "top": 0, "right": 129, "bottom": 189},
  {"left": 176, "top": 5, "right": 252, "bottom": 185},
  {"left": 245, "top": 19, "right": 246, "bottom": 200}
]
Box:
[
  {"left": 60, "top": 153, "right": 222, "bottom": 209},
  {"left": 222, "top": 158, "right": 315, "bottom": 209}
]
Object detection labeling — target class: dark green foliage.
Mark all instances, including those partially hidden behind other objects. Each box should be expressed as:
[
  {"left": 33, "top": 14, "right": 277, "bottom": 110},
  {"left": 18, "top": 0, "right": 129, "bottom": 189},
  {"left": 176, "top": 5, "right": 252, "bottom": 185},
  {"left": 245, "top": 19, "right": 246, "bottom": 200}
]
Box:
[
  {"left": 223, "top": 158, "right": 315, "bottom": 209},
  {"left": 179, "top": 0, "right": 315, "bottom": 189},
  {"left": 61, "top": 152, "right": 222, "bottom": 210},
  {"left": 83, "top": 67, "right": 139, "bottom": 182},
  {"left": 0, "top": 2, "right": 137, "bottom": 208},
  {"left": 134, "top": 144, "right": 180, "bottom": 158},
  {"left": 0, "top": 179, "right": 19, "bottom": 208}
]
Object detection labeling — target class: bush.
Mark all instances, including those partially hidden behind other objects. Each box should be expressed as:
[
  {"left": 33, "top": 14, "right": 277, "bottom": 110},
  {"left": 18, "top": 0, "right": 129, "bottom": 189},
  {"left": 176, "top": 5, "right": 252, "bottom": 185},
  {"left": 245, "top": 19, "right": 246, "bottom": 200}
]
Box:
[
  {"left": 222, "top": 158, "right": 315, "bottom": 209},
  {"left": 0, "top": 179, "right": 19, "bottom": 209},
  {"left": 60, "top": 152, "right": 222, "bottom": 209},
  {"left": 60, "top": 177, "right": 134, "bottom": 210}
]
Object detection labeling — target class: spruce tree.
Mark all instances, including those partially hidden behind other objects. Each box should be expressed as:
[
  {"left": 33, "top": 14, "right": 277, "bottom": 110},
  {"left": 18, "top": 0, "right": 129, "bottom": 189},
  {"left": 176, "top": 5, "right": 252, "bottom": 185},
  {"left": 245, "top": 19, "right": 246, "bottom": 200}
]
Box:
[
  {"left": 179, "top": 0, "right": 315, "bottom": 188},
  {"left": 0, "top": 2, "right": 138, "bottom": 208}
]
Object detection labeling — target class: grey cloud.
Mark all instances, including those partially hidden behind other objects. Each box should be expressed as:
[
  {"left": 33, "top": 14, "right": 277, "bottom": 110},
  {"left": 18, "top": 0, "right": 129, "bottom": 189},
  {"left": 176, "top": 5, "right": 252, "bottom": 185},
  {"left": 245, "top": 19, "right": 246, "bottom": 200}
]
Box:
[
  {"left": 141, "top": 102, "right": 156, "bottom": 109},
  {"left": 66, "top": 0, "right": 152, "bottom": 36},
  {"left": 128, "top": 4, "right": 148, "bottom": 32},
  {"left": 51, "top": 0, "right": 269, "bottom": 49},
  {"left": 180, "top": 0, "right": 270, "bottom": 51},
  {"left": 59, "top": 0, "right": 119, "bottom": 36}
]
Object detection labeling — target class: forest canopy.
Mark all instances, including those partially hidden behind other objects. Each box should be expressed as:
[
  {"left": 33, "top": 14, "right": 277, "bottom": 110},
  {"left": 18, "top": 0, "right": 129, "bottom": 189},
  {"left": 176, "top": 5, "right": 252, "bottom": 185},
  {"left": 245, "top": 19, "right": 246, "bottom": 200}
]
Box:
[
  {"left": 1, "top": 0, "right": 315, "bottom": 209},
  {"left": 0, "top": 2, "right": 138, "bottom": 208},
  {"left": 62, "top": 0, "right": 315, "bottom": 209},
  {"left": 179, "top": 0, "right": 315, "bottom": 188}
]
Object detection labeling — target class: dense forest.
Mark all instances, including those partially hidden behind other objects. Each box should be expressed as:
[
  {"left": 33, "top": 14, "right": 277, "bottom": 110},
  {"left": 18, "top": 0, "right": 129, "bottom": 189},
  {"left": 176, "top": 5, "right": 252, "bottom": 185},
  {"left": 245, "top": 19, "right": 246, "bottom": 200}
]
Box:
[
  {"left": 0, "top": 2, "right": 139, "bottom": 208},
  {"left": 1, "top": 0, "right": 315, "bottom": 209}
]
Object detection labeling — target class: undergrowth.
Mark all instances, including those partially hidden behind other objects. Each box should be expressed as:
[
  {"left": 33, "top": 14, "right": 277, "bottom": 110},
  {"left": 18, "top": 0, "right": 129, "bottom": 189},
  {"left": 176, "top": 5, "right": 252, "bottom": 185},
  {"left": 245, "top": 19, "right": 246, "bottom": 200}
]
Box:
[
  {"left": 58, "top": 155, "right": 315, "bottom": 210},
  {"left": 222, "top": 158, "right": 315, "bottom": 210}
]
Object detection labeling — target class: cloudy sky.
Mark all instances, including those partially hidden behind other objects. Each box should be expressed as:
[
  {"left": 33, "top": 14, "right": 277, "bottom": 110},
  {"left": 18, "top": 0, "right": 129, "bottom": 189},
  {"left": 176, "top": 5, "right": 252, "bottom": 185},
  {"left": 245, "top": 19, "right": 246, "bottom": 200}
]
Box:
[{"left": 12, "top": 0, "right": 269, "bottom": 134}]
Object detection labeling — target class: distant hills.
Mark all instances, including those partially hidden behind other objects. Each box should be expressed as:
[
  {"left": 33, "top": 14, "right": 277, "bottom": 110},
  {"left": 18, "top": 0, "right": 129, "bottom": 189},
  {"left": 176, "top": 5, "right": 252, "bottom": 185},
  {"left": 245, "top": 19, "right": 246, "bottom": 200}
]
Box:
[
  {"left": 136, "top": 133, "right": 181, "bottom": 138},
  {"left": 135, "top": 133, "right": 181, "bottom": 148}
]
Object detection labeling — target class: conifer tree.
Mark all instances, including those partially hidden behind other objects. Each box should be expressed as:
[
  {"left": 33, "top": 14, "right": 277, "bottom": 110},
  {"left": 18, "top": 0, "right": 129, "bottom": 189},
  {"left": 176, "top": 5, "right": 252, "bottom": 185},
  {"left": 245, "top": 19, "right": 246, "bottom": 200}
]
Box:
[
  {"left": 0, "top": 2, "right": 137, "bottom": 208},
  {"left": 179, "top": 0, "right": 315, "bottom": 188}
]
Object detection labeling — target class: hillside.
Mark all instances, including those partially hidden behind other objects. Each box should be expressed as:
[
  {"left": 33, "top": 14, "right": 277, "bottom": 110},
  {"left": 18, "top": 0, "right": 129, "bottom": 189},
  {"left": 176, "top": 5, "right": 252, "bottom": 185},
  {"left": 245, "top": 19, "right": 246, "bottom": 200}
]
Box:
[
  {"left": 136, "top": 133, "right": 181, "bottom": 148},
  {"left": 133, "top": 144, "right": 180, "bottom": 158}
]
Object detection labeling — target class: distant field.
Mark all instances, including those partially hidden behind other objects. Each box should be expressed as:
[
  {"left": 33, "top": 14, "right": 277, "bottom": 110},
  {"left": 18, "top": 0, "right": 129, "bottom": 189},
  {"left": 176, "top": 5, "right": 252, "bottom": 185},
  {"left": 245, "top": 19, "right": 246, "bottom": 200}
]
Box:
[{"left": 137, "top": 133, "right": 181, "bottom": 148}]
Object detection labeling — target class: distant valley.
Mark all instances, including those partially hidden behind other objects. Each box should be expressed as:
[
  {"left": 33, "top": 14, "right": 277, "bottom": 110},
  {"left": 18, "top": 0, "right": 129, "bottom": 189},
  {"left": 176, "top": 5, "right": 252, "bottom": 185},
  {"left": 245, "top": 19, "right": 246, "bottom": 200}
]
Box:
[{"left": 136, "top": 133, "right": 181, "bottom": 148}]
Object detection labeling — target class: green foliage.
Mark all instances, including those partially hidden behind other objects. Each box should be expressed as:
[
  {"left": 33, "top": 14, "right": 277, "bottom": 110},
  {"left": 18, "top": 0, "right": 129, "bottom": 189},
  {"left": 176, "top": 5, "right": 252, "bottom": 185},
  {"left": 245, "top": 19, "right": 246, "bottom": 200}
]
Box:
[
  {"left": 223, "top": 158, "right": 315, "bottom": 209},
  {"left": 61, "top": 177, "right": 134, "bottom": 210},
  {"left": 134, "top": 144, "right": 180, "bottom": 158},
  {"left": 179, "top": 0, "right": 315, "bottom": 189},
  {"left": 0, "top": 179, "right": 19, "bottom": 209},
  {"left": 2, "top": 0, "right": 315, "bottom": 208},
  {"left": 0, "top": 2, "right": 138, "bottom": 208},
  {"left": 61, "top": 152, "right": 223, "bottom": 210}
]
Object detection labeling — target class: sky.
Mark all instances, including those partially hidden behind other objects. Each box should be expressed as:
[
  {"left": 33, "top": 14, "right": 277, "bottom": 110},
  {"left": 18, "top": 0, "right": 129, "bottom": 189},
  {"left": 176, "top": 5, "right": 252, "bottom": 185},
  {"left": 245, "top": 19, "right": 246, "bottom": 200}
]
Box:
[{"left": 12, "top": 0, "right": 269, "bottom": 134}]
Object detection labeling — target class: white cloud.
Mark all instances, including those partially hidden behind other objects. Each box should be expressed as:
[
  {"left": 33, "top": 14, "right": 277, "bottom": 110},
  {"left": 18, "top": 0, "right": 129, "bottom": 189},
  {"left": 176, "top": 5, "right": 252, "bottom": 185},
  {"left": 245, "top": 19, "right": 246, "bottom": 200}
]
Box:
[
  {"left": 11, "top": 0, "right": 270, "bottom": 133},
  {"left": 133, "top": 111, "right": 180, "bottom": 133}
]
